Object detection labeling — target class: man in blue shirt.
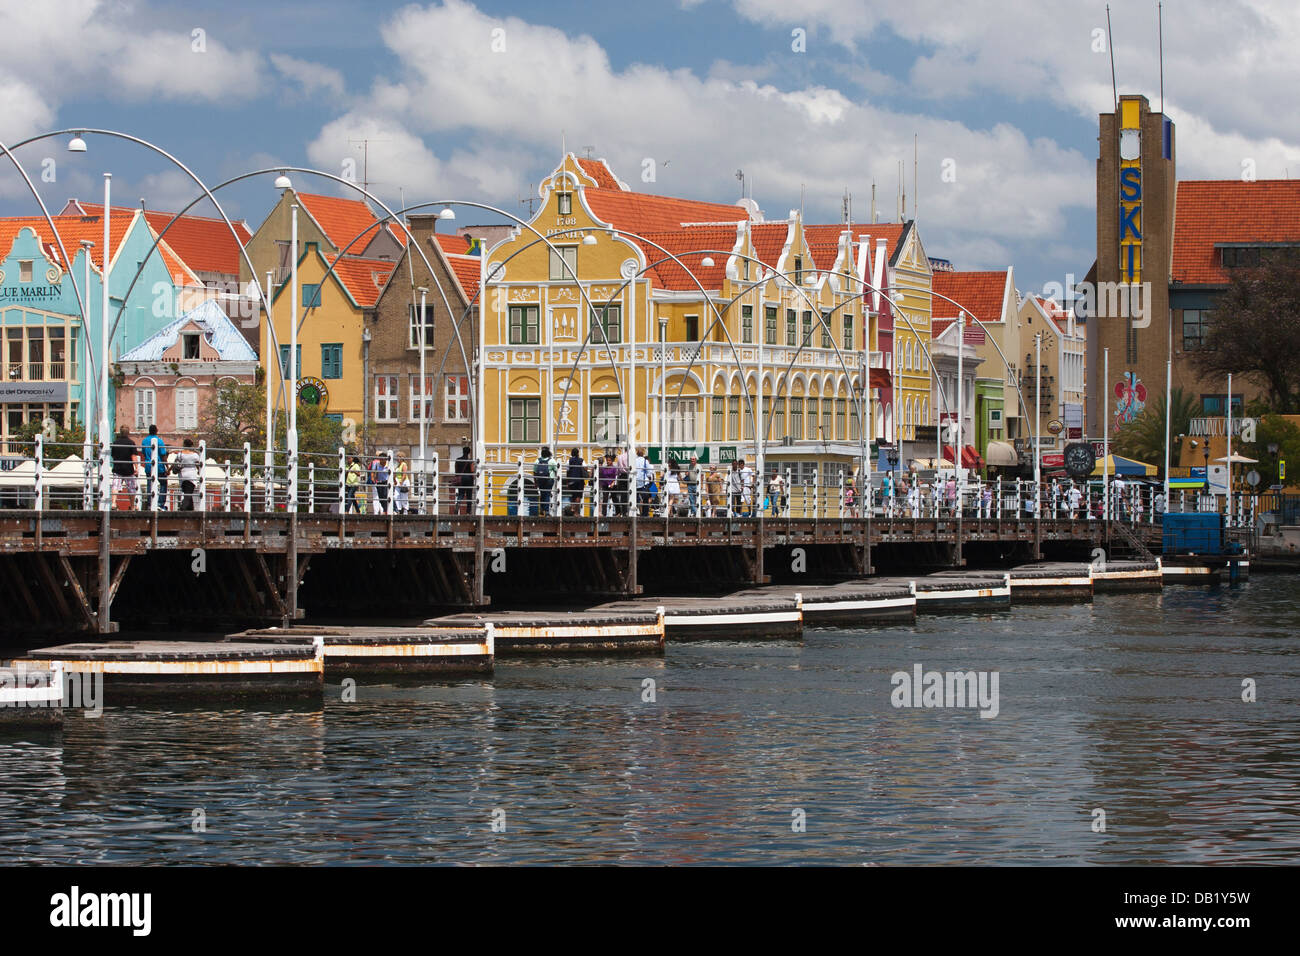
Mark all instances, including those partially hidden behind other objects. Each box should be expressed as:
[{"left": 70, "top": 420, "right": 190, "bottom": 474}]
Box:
[{"left": 141, "top": 424, "right": 168, "bottom": 509}]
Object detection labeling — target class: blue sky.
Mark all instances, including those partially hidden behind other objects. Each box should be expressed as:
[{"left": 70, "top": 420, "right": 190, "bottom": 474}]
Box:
[{"left": 3, "top": 0, "right": 1298, "bottom": 293}]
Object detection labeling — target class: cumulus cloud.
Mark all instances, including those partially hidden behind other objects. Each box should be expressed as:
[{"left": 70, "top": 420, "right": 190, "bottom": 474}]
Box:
[
  {"left": 0, "top": 0, "right": 265, "bottom": 105},
  {"left": 304, "top": 0, "right": 1095, "bottom": 276},
  {"left": 271, "top": 53, "right": 345, "bottom": 98},
  {"left": 716, "top": 0, "right": 1300, "bottom": 180}
]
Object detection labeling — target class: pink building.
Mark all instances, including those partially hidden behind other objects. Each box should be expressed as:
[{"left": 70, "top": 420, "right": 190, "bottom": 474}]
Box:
[{"left": 115, "top": 300, "right": 258, "bottom": 448}]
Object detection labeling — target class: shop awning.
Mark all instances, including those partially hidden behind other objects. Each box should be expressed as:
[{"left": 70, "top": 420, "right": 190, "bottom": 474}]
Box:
[
  {"left": 984, "top": 440, "right": 1018, "bottom": 467},
  {"left": 869, "top": 367, "right": 891, "bottom": 389},
  {"left": 942, "top": 444, "right": 983, "bottom": 469},
  {"left": 1091, "top": 454, "right": 1158, "bottom": 477}
]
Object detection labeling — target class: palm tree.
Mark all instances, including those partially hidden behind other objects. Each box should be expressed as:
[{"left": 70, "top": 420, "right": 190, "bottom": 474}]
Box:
[{"left": 1114, "top": 387, "right": 1198, "bottom": 465}]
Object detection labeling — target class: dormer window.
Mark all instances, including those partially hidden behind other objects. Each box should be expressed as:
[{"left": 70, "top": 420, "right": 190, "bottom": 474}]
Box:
[
  {"left": 18, "top": 260, "right": 32, "bottom": 283},
  {"left": 793, "top": 257, "right": 803, "bottom": 284},
  {"left": 557, "top": 192, "right": 572, "bottom": 215},
  {"left": 182, "top": 332, "right": 201, "bottom": 359}
]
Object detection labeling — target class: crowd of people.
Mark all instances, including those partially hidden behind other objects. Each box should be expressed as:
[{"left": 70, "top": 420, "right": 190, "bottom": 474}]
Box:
[{"left": 91, "top": 432, "right": 1171, "bottom": 523}]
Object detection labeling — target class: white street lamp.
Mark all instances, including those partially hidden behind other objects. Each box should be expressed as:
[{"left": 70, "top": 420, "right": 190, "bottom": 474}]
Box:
[
  {"left": 274, "top": 171, "right": 293, "bottom": 190},
  {"left": 68, "top": 133, "right": 87, "bottom": 153},
  {"left": 418, "top": 285, "right": 429, "bottom": 480},
  {"left": 99, "top": 173, "right": 111, "bottom": 512}
]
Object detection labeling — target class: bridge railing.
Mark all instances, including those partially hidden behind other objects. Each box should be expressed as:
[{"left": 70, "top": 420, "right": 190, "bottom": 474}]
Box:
[{"left": 0, "top": 437, "right": 1238, "bottom": 530}]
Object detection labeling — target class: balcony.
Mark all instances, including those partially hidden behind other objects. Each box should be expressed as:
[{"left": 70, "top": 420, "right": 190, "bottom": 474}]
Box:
[
  {"left": 28, "top": 363, "right": 44, "bottom": 381},
  {"left": 7, "top": 363, "right": 22, "bottom": 381}
]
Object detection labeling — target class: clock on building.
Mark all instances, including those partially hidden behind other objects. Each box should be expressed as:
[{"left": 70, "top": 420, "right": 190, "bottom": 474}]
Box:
[{"left": 1064, "top": 441, "right": 1096, "bottom": 478}]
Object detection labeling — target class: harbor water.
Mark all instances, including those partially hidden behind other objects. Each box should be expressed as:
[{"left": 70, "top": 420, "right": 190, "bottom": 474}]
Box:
[{"left": 2, "top": 577, "right": 1298, "bottom": 865}]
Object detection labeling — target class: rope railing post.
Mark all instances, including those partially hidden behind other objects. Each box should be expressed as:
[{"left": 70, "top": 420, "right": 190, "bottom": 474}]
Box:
[
  {"left": 431, "top": 452, "right": 440, "bottom": 518},
  {"left": 198, "top": 439, "right": 207, "bottom": 514},
  {"left": 34, "top": 434, "right": 43, "bottom": 513},
  {"left": 308, "top": 461, "right": 315, "bottom": 514},
  {"left": 516, "top": 458, "right": 525, "bottom": 517},
  {"left": 223, "top": 458, "right": 232, "bottom": 512},
  {"left": 243, "top": 443, "right": 252, "bottom": 514}
]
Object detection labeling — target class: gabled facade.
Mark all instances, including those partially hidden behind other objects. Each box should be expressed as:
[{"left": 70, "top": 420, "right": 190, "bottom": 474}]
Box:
[
  {"left": 261, "top": 243, "right": 395, "bottom": 434},
  {"left": 368, "top": 213, "right": 479, "bottom": 465},
  {"left": 478, "top": 153, "right": 923, "bottom": 497},
  {"left": 0, "top": 210, "right": 198, "bottom": 446},
  {"left": 116, "top": 299, "right": 258, "bottom": 446},
  {"left": 1016, "top": 294, "right": 1087, "bottom": 460}
]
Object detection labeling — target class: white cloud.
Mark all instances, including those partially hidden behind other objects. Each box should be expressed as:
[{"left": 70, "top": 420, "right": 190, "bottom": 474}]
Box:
[
  {"left": 270, "top": 53, "right": 345, "bottom": 98},
  {"left": 306, "top": 114, "right": 445, "bottom": 209},
  {"left": 0, "top": 0, "right": 265, "bottom": 107},
  {"left": 305, "top": 0, "right": 1093, "bottom": 274},
  {"left": 713, "top": 0, "right": 1300, "bottom": 182}
]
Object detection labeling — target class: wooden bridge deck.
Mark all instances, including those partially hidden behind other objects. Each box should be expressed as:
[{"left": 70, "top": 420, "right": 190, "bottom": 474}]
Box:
[{"left": 0, "top": 510, "right": 1151, "bottom": 556}]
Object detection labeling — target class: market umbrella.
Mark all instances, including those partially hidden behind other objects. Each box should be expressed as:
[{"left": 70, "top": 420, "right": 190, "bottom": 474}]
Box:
[{"left": 1091, "top": 454, "right": 1157, "bottom": 477}]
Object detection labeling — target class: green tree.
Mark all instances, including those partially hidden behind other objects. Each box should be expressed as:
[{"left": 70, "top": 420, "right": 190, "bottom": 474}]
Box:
[
  {"left": 1193, "top": 248, "right": 1300, "bottom": 413},
  {"left": 1114, "top": 387, "right": 1198, "bottom": 465},
  {"left": 202, "top": 380, "right": 355, "bottom": 486},
  {"left": 1240, "top": 412, "right": 1300, "bottom": 489},
  {"left": 15, "top": 418, "right": 87, "bottom": 461}
]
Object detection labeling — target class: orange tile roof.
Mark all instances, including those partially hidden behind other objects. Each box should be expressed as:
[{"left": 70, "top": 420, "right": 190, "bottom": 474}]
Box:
[
  {"left": 749, "top": 222, "right": 789, "bottom": 269},
  {"left": 75, "top": 202, "right": 251, "bottom": 277},
  {"left": 0, "top": 211, "right": 197, "bottom": 284},
  {"left": 297, "top": 192, "right": 381, "bottom": 254},
  {"left": 584, "top": 188, "right": 748, "bottom": 234},
  {"left": 844, "top": 223, "right": 907, "bottom": 262},
  {"left": 801, "top": 224, "right": 850, "bottom": 272},
  {"left": 323, "top": 254, "right": 396, "bottom": 308},
  {"left": 445, "top": 253, "right": 481, "bottom": 303},
  {"left": 577, "top": 158, "right": 625, "bottom": 190},
  {"left": 1173, "top": 180, "right": 1300, "bottom": 284},
  {"left": 634, "top": 226, "right": 740, "bottom": 290},
  {"left": 434, "top": 233, "right": 471, "bottom": 255},
  {"left": 932, "top": 271, "right": 1009, "bottom": 326}
]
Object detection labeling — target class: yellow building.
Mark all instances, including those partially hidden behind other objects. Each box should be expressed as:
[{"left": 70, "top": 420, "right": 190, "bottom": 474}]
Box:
[
  {"left": 262, "top": 243, "right": 395, "bottom": 433},
  {"left": 479, "top": 154, "right": 930, "bottom": 505}
]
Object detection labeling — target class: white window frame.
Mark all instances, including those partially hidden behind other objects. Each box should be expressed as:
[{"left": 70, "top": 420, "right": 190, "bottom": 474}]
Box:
[
  {"left": 665, "top": 397, "right": 699, "bottom": 445},
  {"left": 408, "top": 374, "right": 434, "bottom": 423},
  {"left": 444, "top": 375, "right": 470, "bottom": 423},
  {"left": 548, "top": 245, "right": 578, "bottom": 282},
  {"left": 135, "top": 388, "right": 156, "bottom": 431},
  {"left": 375, "top": 374, "right": 399, "bottom": 422},
  {"left": 175, "top": 386, "right": 198, "bottom": 430}
]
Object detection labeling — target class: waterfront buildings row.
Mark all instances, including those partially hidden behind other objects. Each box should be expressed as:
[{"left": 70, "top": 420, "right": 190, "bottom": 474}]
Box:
[{"left": 0, "top": 107, "right": 1295, "bottom": 489}]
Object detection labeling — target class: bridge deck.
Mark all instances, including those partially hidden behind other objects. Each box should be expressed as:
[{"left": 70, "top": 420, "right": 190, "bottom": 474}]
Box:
[{"left": 0, "top": 510, "right": 1154, "bottom": 556}]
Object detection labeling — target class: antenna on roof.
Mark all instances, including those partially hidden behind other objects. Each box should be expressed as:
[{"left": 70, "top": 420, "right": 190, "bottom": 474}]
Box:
[
  {"left": 913, "top": 134, "right": 918, "bottom": 222},
  {"left": 349, "top": 139, "right": 389, "bottom": 196},
  {"left": 1158, "top": 1, "right": 1164, "bottom": 113},
  {"left": 736, "top": 168, "right": 745, "bottom": 201},
  {"left": 871, "top": 181, "right": 877, "bottom": 223},
  {"left": 139, "top": 198, "right": 146, "bottom": 212},
  {"left": 519, "top": 185, "right": 539, "bottom": 217},
  {"left": 583, "top": 145, "right": 594, "bottom": 159},
  {"left": 841, "top": 188, "right": 851, "bottom": 226},
  {"left": 1106, "top": 5, "right": 1117, "bottom": 113}
]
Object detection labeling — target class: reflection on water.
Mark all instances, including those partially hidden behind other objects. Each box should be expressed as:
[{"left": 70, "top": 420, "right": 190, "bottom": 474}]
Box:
[{"left": 1, "top": 578, "right": 1297, "bottom": 864}]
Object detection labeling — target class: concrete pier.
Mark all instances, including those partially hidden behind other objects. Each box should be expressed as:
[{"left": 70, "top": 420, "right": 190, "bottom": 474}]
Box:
[
  {"left": 0, "top": 663, "right": 63, "bottom": 724},
  {"left": 593, "top": 595, "right": 804, "bottom": 641},
  {"left": 885, "top": 572, "right": 1013, "bottom": 612},
  {"left": 232, "top": 625, "right": 493, "bottom": 675},
  {"left": 22, "top": 640, "right": 323, "bottom": 698},
  {"left": 427, "top": 610, "right": 664, "bottom": 654},
  {"left": 1092, "top": 560, "right": 1164, "bottom": 592},
  {"left": 735, "top": 583, "right": 916, "bottom": 625},
  {"left": 1008, "top": 563, "right": 1095, "bottom": 602}
]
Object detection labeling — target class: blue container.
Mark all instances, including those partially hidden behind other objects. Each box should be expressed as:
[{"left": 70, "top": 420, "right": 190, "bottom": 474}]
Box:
[{"left": 1162, "top": 512, "right": 1224, "bottom": 555}]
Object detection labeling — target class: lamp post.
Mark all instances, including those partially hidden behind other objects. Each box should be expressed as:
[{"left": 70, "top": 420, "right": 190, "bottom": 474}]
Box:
[
  {"left": 659, "top": 314, "right": 668, "bottom": 467},
  {"left": 418, "top": 285, "right": 429, "bottom": 484},
  {"left": 97, "top": 172, "right": 112, "bottom": 634}
]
